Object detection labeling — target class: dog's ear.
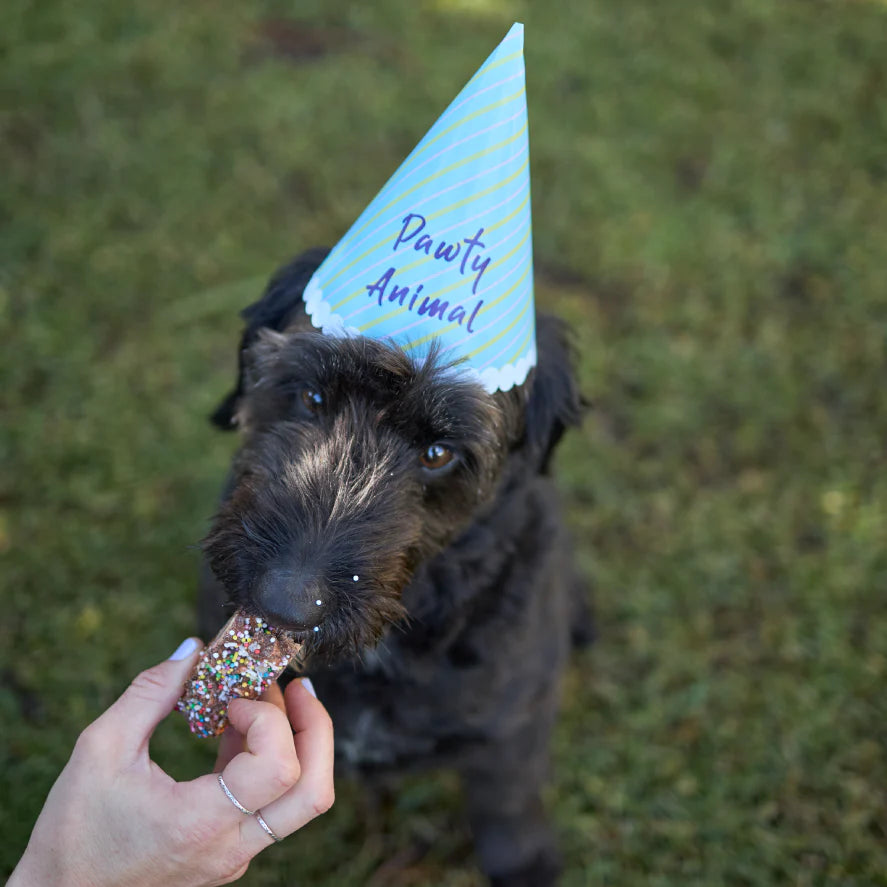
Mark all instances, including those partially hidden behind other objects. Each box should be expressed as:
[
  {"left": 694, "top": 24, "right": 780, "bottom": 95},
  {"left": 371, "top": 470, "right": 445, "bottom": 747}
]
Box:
[
  {"left": 522, "top": 314, "right": 585, "bottom": 472},
  {"left": 211, "top": 247, "right": 330, "bottom": 429}
]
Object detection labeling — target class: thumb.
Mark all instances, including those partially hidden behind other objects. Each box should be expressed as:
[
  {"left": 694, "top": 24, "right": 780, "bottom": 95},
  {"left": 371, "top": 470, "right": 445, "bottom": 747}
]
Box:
[{"left": 92, "top": 637, "right": 203, "bottom": 755}]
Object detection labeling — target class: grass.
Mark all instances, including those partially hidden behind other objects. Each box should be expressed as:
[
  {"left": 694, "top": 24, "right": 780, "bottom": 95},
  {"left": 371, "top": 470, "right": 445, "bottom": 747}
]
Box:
[{"left": 2, "top": 0, "right": 887, "bottom": 883}]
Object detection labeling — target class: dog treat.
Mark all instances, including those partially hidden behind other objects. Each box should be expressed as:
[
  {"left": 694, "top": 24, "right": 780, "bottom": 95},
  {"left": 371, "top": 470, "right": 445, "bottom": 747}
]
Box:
[{"left": 177, "top": 611, "right": 300, "bottom": 738}]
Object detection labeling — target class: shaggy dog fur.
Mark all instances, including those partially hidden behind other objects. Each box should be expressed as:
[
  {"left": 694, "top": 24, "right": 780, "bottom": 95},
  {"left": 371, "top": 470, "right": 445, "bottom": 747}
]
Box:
[{"left": 198, "top": 248, "right": 590, "bottom": 886}]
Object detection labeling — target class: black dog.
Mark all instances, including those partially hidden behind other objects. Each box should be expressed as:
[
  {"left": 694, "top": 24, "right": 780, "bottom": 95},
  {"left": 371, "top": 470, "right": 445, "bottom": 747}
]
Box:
[{"left": 198, "top": 248, "right": 589, "bottom": 886}]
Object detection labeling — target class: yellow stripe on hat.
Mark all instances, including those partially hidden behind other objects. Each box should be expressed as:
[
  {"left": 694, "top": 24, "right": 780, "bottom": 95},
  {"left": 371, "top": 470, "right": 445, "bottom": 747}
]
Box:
[
  {"left": 506, "top": 320, "right": 535, "bottom": 366},
  {"left": 465, "top": 285, "right": 533, "bottom": 360},
  {"left": 325, "top": 102, "right": 526, "bottom": 294},
  {"left": 338, "top": 185, "right": 531, "bottom": 323},
  {"left": 340, "top": 156, "right": 529, "bottom": 324},
  {"left": 398, "top": 238, "right": 531, "bottom": 350}
]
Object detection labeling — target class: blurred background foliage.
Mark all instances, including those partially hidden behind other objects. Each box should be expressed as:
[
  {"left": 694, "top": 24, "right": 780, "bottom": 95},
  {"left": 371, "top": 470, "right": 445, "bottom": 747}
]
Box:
[{"left": 2, "top": 0, "right": 886, "bottom": 883}]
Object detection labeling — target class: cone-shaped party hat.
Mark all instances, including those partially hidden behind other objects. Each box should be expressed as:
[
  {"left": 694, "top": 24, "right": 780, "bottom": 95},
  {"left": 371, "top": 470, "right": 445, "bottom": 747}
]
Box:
[{"left": 303, "top": 23, "right": 535, "bottom": 393}]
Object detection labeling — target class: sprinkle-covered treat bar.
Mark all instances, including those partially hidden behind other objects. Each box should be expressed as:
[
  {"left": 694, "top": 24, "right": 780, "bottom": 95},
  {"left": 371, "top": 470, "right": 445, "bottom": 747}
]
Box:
[{"left": 177, "top": 611, "right": 301, "bottom": 738}]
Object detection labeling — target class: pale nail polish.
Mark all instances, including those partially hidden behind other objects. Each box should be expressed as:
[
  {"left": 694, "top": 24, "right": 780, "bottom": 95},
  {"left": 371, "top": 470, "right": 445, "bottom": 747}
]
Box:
[{"left": 169, "top": 637, "right": 201, "bottom": 661}]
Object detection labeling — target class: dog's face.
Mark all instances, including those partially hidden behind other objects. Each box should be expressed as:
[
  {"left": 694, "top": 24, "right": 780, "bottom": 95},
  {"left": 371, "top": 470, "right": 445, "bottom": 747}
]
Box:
[
  {"left": 203, "top": 329, "right": 526, "bottom": 658},
  {"left": 203, "top": 251, "right": 582, "bottom": 661}
]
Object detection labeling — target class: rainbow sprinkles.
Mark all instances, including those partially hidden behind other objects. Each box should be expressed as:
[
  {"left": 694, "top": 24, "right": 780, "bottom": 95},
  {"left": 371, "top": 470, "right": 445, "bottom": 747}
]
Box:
[{"left": 177, "top": 611, "right": 300, "bottom": 738}]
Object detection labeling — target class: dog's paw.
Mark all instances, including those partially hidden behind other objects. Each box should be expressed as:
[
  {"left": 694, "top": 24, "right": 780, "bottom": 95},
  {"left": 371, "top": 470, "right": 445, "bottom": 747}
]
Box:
[{"left": 488, "top": 848, "right": 562, "bottom": 887}]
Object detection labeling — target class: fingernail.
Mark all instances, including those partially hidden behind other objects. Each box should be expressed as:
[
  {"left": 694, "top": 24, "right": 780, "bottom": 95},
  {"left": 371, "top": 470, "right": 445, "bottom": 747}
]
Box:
[
  {"left": 301, "top": 677, "right": 317, "bottom": 699},
  {"left": 169, "top": 637, "right": 201, "bottom": 661}
]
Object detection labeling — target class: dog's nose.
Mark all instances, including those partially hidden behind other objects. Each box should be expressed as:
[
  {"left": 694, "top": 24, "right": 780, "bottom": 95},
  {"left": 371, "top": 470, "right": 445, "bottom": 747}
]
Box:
[{"left": 253, "top": 566, "right": 327, "bottom": 632}]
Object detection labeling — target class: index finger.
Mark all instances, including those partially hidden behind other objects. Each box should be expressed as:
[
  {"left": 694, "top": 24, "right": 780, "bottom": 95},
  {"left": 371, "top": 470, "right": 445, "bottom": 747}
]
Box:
[
  {"left": 190, "top": 697, "right": 301, "bottom": 818},
  {"left": 214, "top": 682, "right": 286, "bottom": 774}
]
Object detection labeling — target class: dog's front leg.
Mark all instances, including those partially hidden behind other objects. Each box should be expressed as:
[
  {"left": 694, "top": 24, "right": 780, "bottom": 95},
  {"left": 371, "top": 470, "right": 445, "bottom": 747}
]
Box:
[{"left": 459, "top": 717, "right": 562, "bottom": 887}]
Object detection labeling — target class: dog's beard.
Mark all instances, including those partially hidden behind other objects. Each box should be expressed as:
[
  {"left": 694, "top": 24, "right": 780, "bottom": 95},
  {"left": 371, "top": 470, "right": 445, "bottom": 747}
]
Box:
[{"left": 202, "top": 428, "right": 428, "bottom": 660}]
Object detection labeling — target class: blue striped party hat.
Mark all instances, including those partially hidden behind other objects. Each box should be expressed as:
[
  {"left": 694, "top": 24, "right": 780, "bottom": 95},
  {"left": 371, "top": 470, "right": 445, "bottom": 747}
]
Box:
[{"left": 303, "top": 22, "right": 535, "bottom": 393}]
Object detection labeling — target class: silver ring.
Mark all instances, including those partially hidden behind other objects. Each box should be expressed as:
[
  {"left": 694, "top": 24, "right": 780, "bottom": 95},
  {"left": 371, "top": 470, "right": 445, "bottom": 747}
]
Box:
[
  {"left": 217, "top": 774, "right": 254, "bottom": 816},
  {"left": 254, "top": 810, "right": 282, "bottom": 843}
]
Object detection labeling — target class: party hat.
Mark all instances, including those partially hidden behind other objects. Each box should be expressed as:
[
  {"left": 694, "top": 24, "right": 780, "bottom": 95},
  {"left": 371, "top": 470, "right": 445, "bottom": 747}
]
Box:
[{"left": 303, "top": 23, "right": 535, "bottom": 393}]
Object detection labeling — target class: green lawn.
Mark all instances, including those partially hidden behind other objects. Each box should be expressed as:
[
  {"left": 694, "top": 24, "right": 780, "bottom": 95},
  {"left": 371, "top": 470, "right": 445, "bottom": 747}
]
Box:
[{"left": 2, "top": 1, "right": 886, "bottom": 883}]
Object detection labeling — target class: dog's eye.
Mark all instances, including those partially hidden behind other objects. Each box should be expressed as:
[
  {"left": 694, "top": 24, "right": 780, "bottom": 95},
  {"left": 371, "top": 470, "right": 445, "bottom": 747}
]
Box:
[
  {"left": 297, "top": 387, "right": 323, "bottom": 417},
  {"left": 420, "top": 443, "right": 455, "bottom": 470}
]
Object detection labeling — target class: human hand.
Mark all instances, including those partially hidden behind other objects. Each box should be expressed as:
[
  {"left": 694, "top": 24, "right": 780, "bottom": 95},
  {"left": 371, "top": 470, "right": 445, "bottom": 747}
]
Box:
[{"left": 9, "top": 638, "right": 335, "bottom": 887}]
